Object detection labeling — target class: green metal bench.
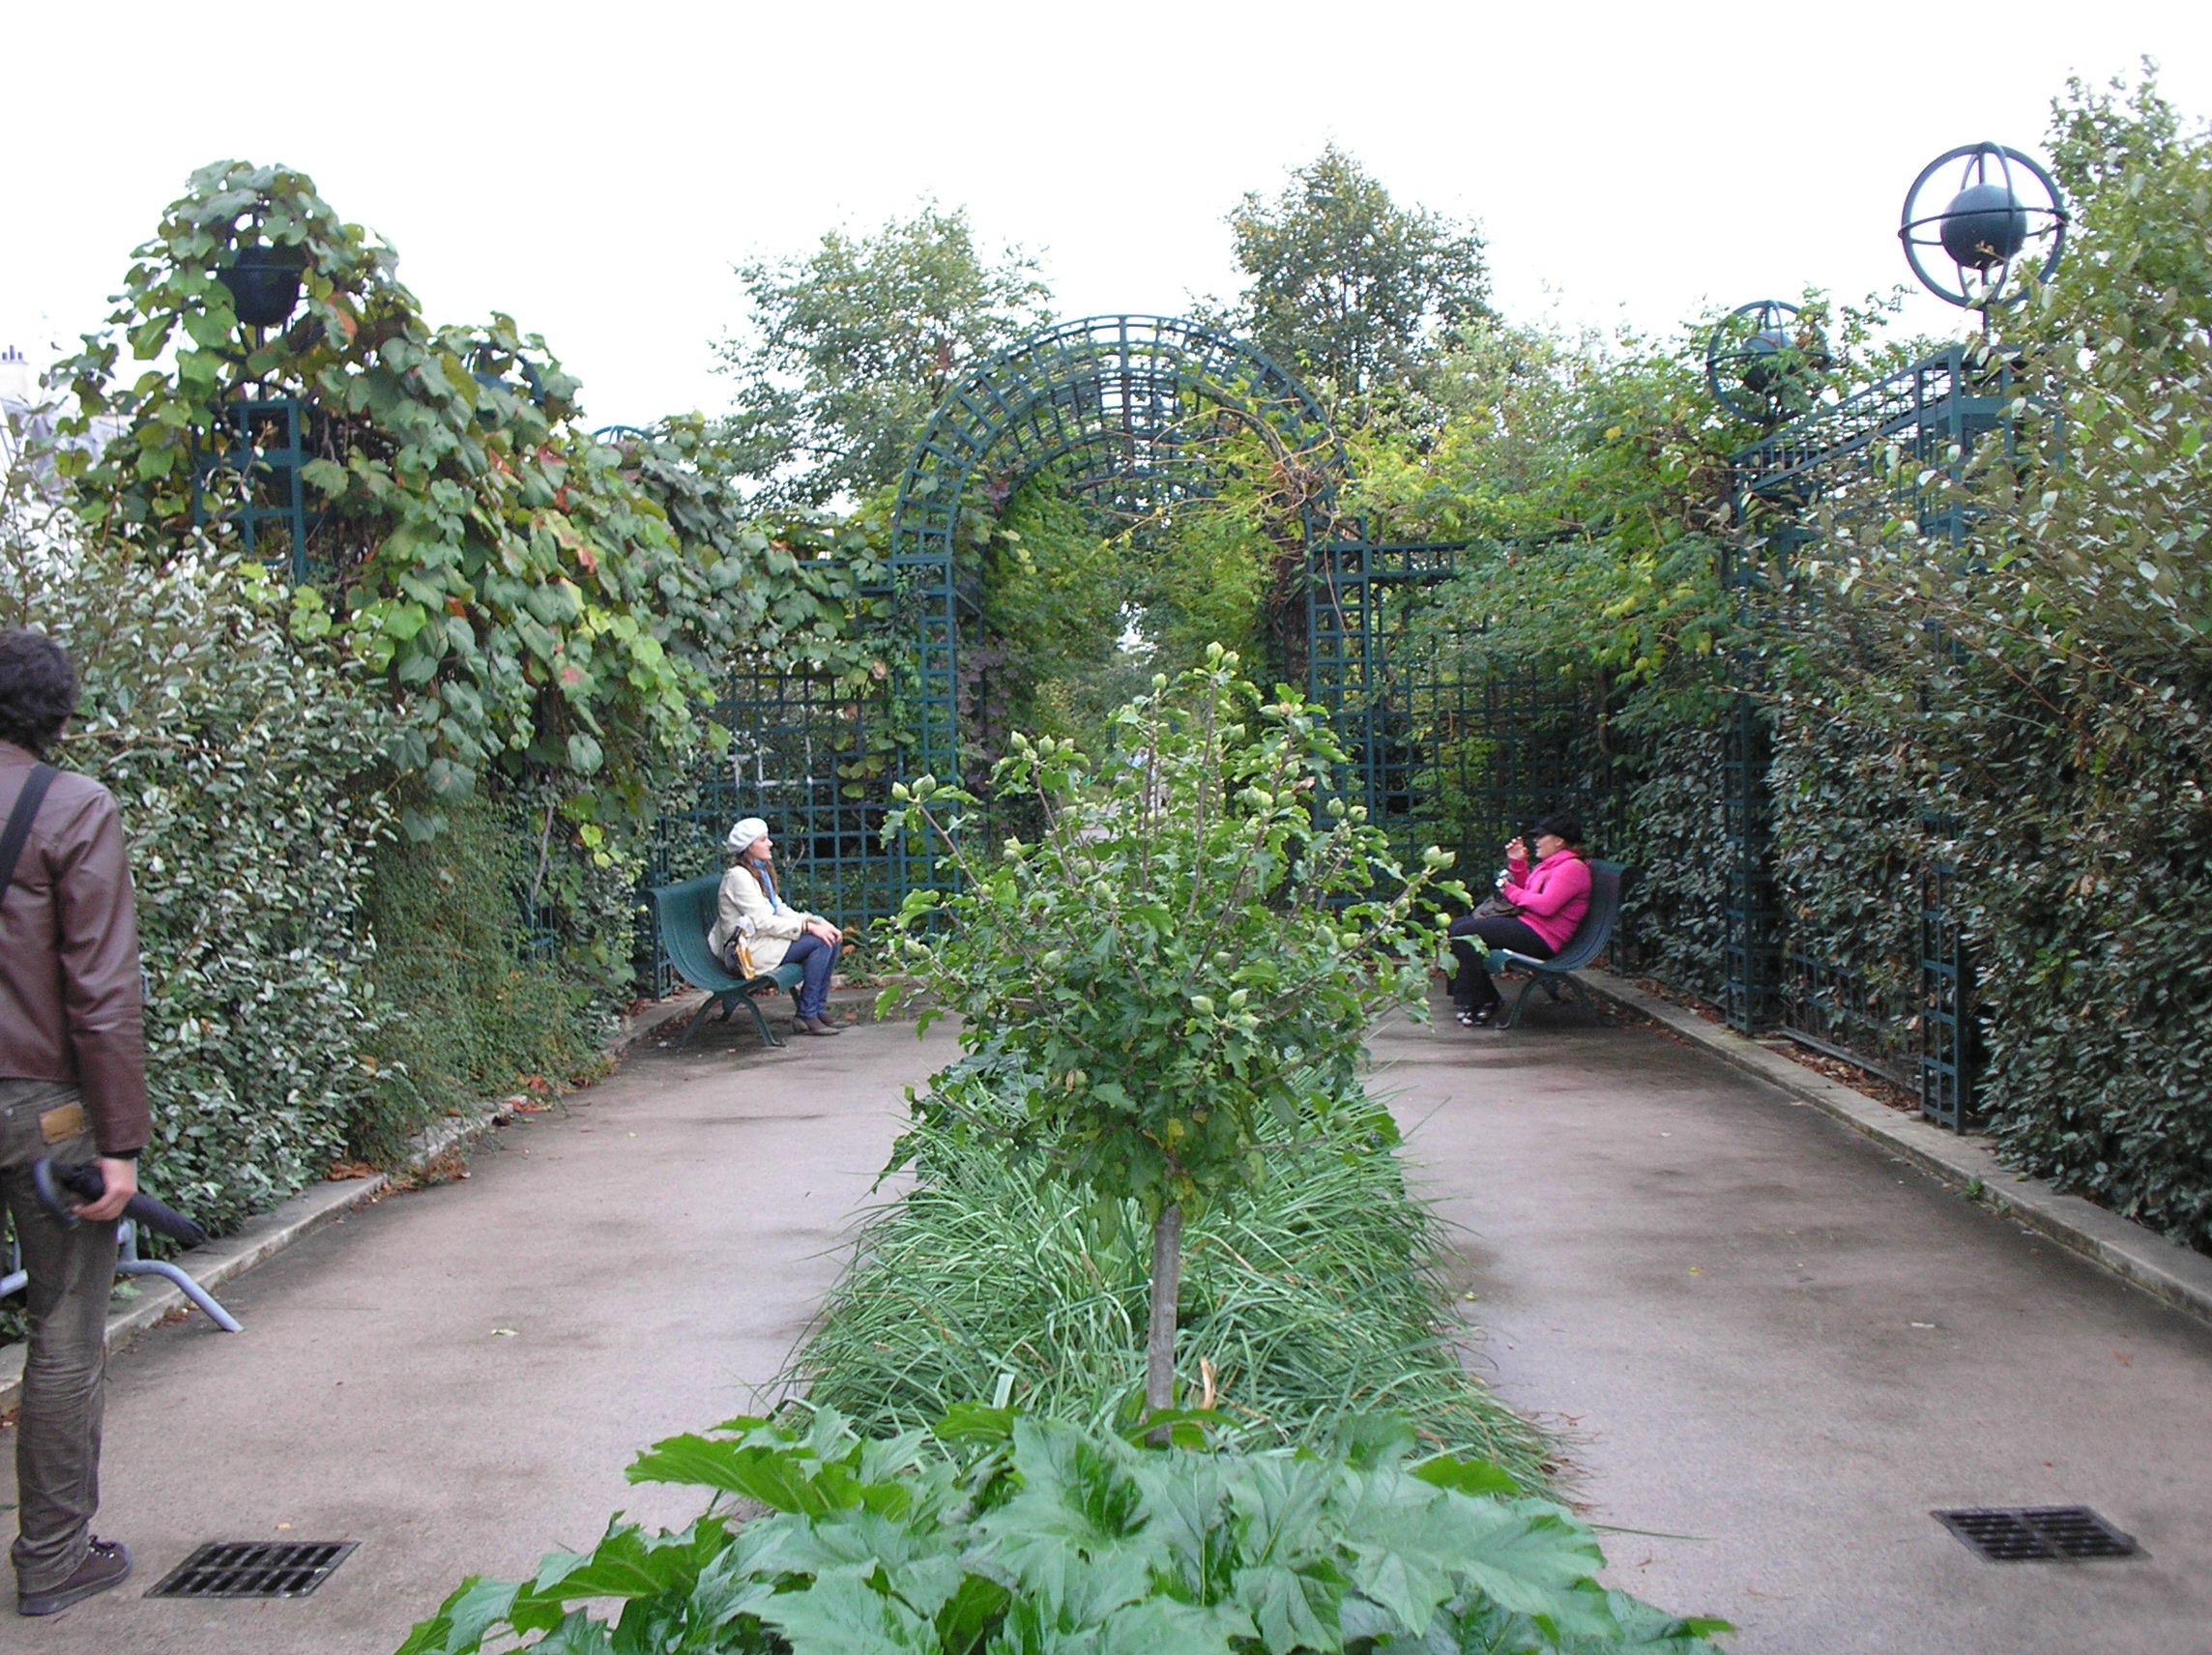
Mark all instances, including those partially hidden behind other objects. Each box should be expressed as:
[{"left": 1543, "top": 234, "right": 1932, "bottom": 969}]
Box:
[
  {"left": 649, "top": 874, "right": 804, "bottom": 1049},
  {"left": 1483, "top": 859, "right": 1636, "bottom": 1031}
]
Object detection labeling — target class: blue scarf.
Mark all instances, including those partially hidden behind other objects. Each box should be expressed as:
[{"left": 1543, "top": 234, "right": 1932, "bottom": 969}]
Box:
[{"left": 747, "top": 859, "right": 781, "bottom": 910}]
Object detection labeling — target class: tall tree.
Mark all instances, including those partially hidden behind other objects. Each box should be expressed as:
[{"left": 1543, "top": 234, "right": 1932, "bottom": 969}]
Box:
[
  {"left": 1226, "top": 144, "right": 1491, "bottom": 412},
  {"left": 717, "top": 204, "right": 1053, "bottom": 507}
]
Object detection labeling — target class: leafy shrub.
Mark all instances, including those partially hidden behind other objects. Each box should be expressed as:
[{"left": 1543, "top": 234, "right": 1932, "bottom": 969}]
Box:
[
  {"left": 2, "top": 512, "right": 393, "bottom": 1234},
  {"left": 397, "top": 1406, "right": 1728, "bottom": 1655},
  {"left": 792, "top": 1054, "right": 1552, "bottom": 1489},
  {"left": 349, "top": 787, "right": 610, "bottom": 1160},
  {"left": 885, "top": 653, "right": 1459, "bottom": 1417},
  {"left": 1611, "top": 721, "right": 1728, "bottom": 999}
]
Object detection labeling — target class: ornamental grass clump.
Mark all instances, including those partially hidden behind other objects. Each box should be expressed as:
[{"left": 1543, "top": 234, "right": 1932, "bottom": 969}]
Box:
[
  {"left": 791, "top": 1057, "right": 1549, "bottom": 1489},
  {"left": 882, "top": 649, "right": 1462, "bottom": 1426}
]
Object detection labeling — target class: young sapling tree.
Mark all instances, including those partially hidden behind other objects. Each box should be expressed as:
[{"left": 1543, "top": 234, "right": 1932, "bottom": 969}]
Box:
[{"left": 882, "top": 647, "right": 1461, "bottom": 1423}]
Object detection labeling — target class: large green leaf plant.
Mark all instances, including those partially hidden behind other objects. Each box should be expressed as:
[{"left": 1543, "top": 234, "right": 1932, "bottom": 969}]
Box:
[
  {"left": 881, "top": 649, "right": 1460, "bottom": 1419},
  {"left": 397, "top": 1407, "right": 1728, "bottom": 1655}
]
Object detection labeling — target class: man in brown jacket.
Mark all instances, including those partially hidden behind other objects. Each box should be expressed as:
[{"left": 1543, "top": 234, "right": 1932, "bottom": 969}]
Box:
[{"left": 0, "top": 629, "right": 146, "bottom": 1616}]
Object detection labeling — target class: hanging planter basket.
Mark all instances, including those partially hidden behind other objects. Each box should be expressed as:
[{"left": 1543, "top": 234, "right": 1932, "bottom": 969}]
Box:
[{"left": 217, "top": 245, "right": 307, "bottom": 329}]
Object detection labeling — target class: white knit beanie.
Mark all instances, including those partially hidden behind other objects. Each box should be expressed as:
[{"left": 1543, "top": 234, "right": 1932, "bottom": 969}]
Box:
[{"left": 724, "top": 817, "right": 770, "bottom": 856}]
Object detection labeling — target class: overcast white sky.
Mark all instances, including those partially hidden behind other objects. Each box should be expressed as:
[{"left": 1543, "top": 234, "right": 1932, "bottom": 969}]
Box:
[{"left": 6, "top": 1, "right": 2207, "bottom": 425}]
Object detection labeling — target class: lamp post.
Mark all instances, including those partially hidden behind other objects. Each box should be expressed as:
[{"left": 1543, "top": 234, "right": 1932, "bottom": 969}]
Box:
[{"left": 1705, "top": 299, "right": 1831, "bottom": 425}]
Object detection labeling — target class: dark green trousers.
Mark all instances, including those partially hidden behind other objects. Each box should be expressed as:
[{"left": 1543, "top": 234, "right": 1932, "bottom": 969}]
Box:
[{"left": 0, "top": 1078, "right": 118, "bottom": 1596}]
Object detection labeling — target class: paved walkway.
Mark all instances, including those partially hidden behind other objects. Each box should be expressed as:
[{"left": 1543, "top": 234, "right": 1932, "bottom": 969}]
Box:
[
  {"left": 4, "top": 997, "right": 2208, "bottom": 1653},
  {"left": 1, "top": 1009, "right": 949, "bottom": 1654},
  {"left": 1375, "top": 992, "right": 2212, "bottom": 1655}
]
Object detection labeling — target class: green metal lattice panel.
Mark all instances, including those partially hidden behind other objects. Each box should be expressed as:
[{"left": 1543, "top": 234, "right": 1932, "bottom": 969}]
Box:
[
  {"left": 1727, "top": 346, "right": 2014, "bottom": 1115},
  {"left": 190, "top": 396, "right": 319, "bottom": 584},
  {"left": 1306, "top": 540, "right": 1587, "bottom": 881}
]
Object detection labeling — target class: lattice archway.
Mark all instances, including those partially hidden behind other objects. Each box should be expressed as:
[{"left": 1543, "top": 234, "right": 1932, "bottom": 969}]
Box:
[{"left": 887, "top": 313, "right": 1347, "bottom": 785}]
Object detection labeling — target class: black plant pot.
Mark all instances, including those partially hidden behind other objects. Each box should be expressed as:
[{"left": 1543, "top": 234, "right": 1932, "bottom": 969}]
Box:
[{"left": 218, "top": 246, "right": 306, "bottom": 329}]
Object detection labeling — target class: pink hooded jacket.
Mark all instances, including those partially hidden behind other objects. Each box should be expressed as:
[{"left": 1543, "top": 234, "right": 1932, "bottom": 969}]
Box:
[{"left": 1501, "top": 849, "right": 1591, "bottom": 953}]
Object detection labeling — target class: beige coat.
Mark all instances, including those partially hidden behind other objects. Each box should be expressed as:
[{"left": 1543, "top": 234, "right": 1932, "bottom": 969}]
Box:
[{"left": 707, "top": 860, "right": 817, "bottom": 973}]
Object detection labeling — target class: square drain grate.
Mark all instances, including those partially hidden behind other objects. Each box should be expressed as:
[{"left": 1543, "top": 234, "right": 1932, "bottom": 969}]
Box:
[
  {"left": 146, "top": 1540, "right": 358, "bottom": 1599},
  {"left": 1934, "top": 1506, "right": 2139, "bottom": 1562}
]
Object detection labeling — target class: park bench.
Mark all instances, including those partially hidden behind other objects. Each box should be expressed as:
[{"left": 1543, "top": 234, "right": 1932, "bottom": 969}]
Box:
[
  {"left": 649, "top": 874, "right": 805, "bottom": 1049},
  {"left": 1482, "top": 858, "right": 1636, "bottom": 1031}
]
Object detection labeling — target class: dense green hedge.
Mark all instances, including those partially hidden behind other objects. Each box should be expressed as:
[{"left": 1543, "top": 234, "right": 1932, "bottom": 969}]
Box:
[{"left": 7, "top": 529, "right": 392, "bottom": 1234}]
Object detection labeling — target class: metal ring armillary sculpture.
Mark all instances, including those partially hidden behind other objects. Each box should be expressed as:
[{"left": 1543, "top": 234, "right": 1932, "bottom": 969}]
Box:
[
  {"left": 1706, "top": 300, "right": 1832, "bottom": 424},
  {"left": 1899, "top": 143, "right": 2067, "bottom": 310}
]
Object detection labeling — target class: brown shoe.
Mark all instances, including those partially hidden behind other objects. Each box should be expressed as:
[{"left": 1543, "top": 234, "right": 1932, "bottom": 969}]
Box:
[
  {"left": 19, "top": 1537, "right": 131, "bottom": 1616},
  {"left": 791, "top": 1015, "right": 841, "bottom": 1037}
]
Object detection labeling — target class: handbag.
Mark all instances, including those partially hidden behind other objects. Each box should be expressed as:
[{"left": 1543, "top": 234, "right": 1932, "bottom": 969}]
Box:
[
  {"left": 721, "top": 929, "right": 759, "bottom": 978},
  {"left": 1472, "top": 893, "right": 1523, "bottom": 919}
]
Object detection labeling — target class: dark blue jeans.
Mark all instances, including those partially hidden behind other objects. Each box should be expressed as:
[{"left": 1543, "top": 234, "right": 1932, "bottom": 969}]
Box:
[{"left": 783, "top": 931, "right": 839, "bottom": 1019}]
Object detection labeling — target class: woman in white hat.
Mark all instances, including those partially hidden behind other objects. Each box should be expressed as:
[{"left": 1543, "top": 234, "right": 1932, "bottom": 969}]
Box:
[{"left": 708, "top": 818, "right": 844, "bottom": 1037}]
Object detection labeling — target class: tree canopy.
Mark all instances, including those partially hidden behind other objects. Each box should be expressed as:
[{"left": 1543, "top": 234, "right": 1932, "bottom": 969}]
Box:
[
  {"left": 716, "top": 203, "right": 1053, "bottom": 508},
  {"left": 1225, "top": 144, "right": 1492, "bottom": 416}
]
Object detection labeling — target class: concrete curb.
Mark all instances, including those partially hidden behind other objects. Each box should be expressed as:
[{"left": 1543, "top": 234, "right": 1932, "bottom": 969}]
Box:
[{"left": 1580, "top": 968, "right": 2212, "bottom": 1329}]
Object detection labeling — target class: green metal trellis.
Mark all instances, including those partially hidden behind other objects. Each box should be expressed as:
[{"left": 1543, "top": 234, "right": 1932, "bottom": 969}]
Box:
[
  {"left": 1727, "top": 342, "right": 2014, "bottom": 1126},
  {"left": 190, "top": 395, "right": 319, "bottom": 584},
  {"left": 888, "top": 313, "right": 1346, "bottom": 789}
]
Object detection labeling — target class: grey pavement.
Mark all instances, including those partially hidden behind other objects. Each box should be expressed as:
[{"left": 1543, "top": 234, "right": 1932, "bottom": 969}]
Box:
[
  {"left": 1375, "top": 992, "right": 2212, "bottom": 1655},
  {"left": 2, "top": 1006, "right": 949, "bottom": 1653}
]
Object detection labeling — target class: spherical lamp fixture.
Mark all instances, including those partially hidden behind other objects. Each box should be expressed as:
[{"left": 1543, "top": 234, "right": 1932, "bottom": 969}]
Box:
[
  {"left": 1705, "top": 300, "right": 1831, "bottom": 424},
  {"left": 1899, "top": 143, "right": 2066, "bottom": 309}
]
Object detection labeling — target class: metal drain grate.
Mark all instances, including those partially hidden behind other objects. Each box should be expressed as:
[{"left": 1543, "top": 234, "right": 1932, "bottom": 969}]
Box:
[
  {"left": 145, "top": 1540, "right": 358, "bottom": 1599},
  {"left": 1934, "top": 1507, "right": 2139, "bottom": 1562}
]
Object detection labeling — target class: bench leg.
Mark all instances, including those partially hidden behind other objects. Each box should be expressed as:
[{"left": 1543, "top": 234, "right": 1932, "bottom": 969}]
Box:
[
  {"left": 742, "top": 992, "right": 786, "bottom": 1050},
  {"left": 677, "top": 993, "right": 724, "bottom": 1048},
  {"left": 1499, "top": 975, "right": 1541, "bottom": 1031}
]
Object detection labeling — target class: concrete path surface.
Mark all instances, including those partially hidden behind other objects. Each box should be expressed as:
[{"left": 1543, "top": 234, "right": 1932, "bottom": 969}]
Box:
[
  {"left": 1375, "top": 993, "right": 2212, "bottom": 1655},
  {"left": 2, "top": 1009, "right": 952, "bottom": 1653}
]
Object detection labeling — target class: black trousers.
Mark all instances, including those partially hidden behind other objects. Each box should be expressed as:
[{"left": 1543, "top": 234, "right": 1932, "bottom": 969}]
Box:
[{"left": 1447, "top": 914, "right": 1553, "bottom": 1010}]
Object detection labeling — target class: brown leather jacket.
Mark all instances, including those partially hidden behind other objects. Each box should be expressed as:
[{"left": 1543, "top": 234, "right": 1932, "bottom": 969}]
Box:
[{"left": 0, "top": 740, "right": 150, "bottom": 1155}]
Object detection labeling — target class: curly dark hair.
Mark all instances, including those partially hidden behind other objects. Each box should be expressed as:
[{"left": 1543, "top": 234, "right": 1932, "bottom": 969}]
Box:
[
  {"left": 0, "top": 629, "right": 78, "bottom": 757},
  {"left": 1531, "top": 811, "right": 1586, "bottom": 847}
]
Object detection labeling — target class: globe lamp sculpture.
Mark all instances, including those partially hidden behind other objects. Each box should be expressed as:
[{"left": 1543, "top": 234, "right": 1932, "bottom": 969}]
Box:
[
  {"left": 1705, "top": 300, "right": 1831, "bottom": 424},
  {"left": 1899, "top": 143, "right": 2066, "bottom": 311}
]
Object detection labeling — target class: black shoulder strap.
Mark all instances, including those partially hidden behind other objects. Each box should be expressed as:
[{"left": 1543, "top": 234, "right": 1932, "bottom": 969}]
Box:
[{"left": 0, "top": 763, "right": 57, "bottom": 908}]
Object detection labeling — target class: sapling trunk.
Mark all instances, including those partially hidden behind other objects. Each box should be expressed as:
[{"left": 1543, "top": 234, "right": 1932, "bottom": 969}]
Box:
[{"left": 1145, "top": 1200, "right": 1184, "bottom": 1431}]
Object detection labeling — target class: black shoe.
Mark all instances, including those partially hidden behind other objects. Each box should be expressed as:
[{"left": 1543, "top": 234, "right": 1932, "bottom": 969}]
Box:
[
  {"left": 19, "top": 1537, "right": 131, "bottom": 1616},
  {"left": 1463, "top": 1005, "right": 1497, "bottom": 1029}
]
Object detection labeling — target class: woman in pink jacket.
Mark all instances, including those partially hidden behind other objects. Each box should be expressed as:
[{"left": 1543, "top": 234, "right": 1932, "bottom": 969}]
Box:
[{"left": 1448, "top": 813, "right": 1592, "bottom": 1027}]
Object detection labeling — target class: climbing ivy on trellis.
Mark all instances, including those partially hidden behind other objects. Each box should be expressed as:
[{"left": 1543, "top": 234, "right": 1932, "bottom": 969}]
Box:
[{"left": 50, "top": 160, "right": 894, "bottom": 853}]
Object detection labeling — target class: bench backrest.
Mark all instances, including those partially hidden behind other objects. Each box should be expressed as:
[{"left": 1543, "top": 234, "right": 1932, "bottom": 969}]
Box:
[
  {"left": 1543, "top": 858, "right": 1633, "bottom": 973},
  {"left": 651, "top": 873, "right": 741, "bottom": 990}
]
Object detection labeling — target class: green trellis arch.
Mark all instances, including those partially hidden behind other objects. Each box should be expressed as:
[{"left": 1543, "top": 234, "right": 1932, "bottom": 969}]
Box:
[
  {"left": 649, "top": 313, "right": 1511, "bottom": 987},
  {"left": 887, "top": 312, "right": 1348, "bottom": 786}
]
